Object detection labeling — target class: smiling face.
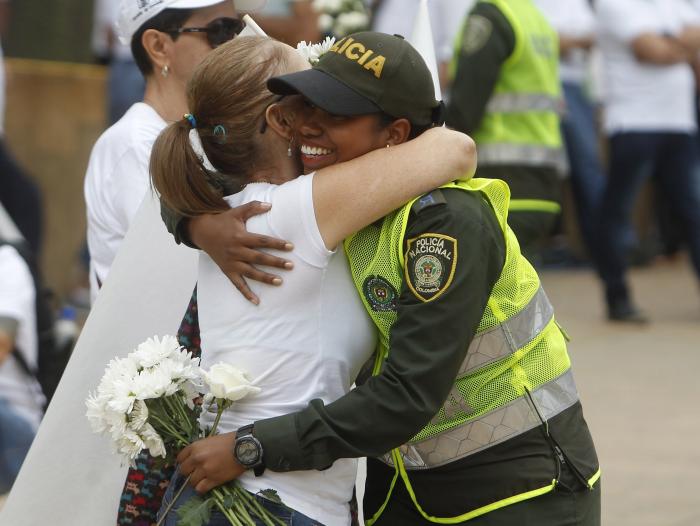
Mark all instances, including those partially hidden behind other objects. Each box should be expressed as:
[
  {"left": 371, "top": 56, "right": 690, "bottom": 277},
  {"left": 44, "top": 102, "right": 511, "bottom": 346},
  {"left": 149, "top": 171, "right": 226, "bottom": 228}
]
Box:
[{"left": 294, "top": 100, "right": 391, "bottom": 173}]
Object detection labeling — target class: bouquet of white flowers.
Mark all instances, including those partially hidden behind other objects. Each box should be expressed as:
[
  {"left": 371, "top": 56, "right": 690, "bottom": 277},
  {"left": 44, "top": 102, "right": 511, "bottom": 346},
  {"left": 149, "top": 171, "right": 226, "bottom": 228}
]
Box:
[
  {"left": 86, "top": 336, "right": 285, "bottom": 526},
  {"left": 313, "top": 0, "right": 370, "bottom": 38}
]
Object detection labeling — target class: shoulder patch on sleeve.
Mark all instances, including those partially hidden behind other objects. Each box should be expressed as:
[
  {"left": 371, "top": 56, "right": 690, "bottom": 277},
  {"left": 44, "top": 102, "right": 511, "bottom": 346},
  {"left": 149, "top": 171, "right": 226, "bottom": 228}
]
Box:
[
  {"left": 461, "top": 14, "right": 493, "bottom": 55},
  {"left": 412, "top": 190, "right": 447, "bottom": 215},
  {"left": 405, "top": 233, "right": 458, "bottom": 302}
]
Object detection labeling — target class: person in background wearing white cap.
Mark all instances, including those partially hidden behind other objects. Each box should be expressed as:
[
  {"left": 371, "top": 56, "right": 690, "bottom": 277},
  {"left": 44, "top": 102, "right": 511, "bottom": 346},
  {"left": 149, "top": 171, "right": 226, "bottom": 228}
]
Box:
[{"left": 84, "top": 0, "right": 284, "bottom": 307}]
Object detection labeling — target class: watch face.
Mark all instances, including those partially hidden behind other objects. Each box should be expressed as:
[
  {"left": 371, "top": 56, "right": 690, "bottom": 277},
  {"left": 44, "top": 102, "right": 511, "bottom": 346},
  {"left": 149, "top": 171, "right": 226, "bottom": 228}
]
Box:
[{"left": 236, "top": 437, "right": 261, "bottom": 466}]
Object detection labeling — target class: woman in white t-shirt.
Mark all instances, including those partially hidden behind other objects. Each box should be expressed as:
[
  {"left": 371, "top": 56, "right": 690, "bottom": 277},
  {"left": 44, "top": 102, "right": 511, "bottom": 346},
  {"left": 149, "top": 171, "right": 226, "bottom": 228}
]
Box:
[{"left": 150, "top": 36, "right": 475, "bottom": 526}]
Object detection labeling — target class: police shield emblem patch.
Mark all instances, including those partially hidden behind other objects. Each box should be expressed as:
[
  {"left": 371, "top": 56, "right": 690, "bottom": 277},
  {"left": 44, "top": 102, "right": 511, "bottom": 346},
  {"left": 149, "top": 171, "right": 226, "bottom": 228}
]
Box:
[
  {"left": 405, "top": 233, "right": 457, "bottom": 302},
  {"left": 363, "top": 275, "right": 398, "bottom": 312}
]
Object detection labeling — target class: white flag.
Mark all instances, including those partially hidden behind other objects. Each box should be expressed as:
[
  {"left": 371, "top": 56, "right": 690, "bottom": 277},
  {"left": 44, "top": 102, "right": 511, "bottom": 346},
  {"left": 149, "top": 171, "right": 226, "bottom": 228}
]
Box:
[{"left": 409, "top": 0, "right": 442, "bottom": 100}]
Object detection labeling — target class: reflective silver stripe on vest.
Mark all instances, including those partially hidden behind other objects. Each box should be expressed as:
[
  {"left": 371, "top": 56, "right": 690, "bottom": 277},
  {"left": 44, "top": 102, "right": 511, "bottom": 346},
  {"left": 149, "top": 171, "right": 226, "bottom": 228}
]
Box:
[
  {"left": 485, "top": 93, "right": 562, "bottom": 114},
  {"left": 379, "top": 369, "right": 579, "bottom": 470},
  {"left": 477, "top": 143, "right": 568, "bottom": 173},
  {"left": 459, "top": 286, "right": 554, "bottom": 376}
]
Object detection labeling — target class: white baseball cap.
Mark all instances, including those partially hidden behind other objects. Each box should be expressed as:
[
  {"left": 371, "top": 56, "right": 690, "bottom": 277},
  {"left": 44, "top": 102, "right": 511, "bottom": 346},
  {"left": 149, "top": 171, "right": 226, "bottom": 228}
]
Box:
[{"left": 117, "top": 0, "right": 266, "bottom": 45}]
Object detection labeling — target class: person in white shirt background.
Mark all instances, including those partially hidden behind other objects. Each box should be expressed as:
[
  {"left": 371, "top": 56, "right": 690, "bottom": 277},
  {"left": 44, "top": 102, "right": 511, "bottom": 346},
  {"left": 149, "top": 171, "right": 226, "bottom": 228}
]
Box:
[
  {"left": 593, "top": 0, "right": 700, "bottom": 322},
  {"left": 0, "top": 243, "right": 45, "bottom": 494},
  {"left": 84, "top": 0, "right": 266, "bottom": 304},
  {"left": 534, "top": 0, "right": 605, "bottom": 264}
]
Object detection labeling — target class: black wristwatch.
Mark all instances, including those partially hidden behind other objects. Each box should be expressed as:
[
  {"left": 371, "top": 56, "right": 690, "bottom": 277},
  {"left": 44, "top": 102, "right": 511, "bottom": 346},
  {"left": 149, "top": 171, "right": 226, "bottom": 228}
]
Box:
[{"left": 233, "top": 424, "right": 265, "bottom": 476}]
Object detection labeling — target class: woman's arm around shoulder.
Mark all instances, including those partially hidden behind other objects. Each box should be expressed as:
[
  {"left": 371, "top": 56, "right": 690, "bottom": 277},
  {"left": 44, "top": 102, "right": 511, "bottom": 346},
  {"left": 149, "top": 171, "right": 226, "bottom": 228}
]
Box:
[{"left": 313, "top": 127, "right": 476, "bottom": 249}]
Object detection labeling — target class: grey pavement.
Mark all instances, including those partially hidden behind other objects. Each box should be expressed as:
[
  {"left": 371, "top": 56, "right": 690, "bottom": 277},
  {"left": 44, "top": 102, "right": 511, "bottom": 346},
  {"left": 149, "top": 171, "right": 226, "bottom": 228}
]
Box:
[{"left": 540, "top": 258, "right": 700, "bottom": 526}]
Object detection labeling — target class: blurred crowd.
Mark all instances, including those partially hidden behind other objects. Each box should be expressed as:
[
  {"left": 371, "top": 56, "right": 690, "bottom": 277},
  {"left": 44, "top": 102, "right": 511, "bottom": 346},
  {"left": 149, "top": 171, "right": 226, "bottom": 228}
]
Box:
[{"left": 2, "top": 0, "right": 700, "bottom": 499}]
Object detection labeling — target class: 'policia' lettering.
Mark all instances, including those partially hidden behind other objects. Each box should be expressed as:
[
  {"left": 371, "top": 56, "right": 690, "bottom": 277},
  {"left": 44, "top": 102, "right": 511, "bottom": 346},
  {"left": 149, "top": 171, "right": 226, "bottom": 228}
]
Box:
[
  {"left": 408, "top": 236, "right": 452, "bottom": 260},
  {"left": 330, "top": 37, "right": 386, "bottom": 78}
]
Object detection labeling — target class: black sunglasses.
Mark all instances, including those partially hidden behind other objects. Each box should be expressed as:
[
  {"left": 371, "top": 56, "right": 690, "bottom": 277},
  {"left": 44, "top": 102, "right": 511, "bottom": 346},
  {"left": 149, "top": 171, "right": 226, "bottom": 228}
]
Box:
[{"left": 166, "top": 17, "right": 246, "bottom": 48}]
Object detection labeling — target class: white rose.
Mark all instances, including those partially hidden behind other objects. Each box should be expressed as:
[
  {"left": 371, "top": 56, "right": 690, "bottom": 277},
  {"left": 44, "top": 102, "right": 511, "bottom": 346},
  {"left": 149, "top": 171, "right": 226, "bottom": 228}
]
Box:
[{"left": 202, "top": 363, "right": 261, "bottom": 402}]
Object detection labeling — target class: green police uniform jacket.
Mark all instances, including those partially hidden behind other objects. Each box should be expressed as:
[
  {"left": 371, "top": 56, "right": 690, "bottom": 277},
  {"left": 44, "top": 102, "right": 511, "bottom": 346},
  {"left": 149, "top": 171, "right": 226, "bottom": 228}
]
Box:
[
  {"left": 446, "top": 0, "right": 563, "bottom": 215},
  {"left": 253, "top": 182, "right": 599, "bottom": 520}
]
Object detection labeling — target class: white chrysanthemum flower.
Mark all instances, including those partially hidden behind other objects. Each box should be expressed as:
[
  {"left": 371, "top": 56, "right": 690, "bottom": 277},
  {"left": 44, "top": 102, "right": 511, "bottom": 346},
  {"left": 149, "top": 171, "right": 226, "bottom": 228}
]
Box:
[
  {"left": 105, "top": 377, "right": 137, "bottom": 414},
  {"left": 128, "top": 399, "right": 149, "bottom": 431},
  {"left": 115, "top": 429, "right": 146, "bottom": 465},
  {"left": 98, "top": 356, "right": 139, "bottom": 392},
  {"left": 132, "top": 335, "right": 182, "bottom": 369},
  {"left": 158, "top": 355, "right": 202, "bottom": 386},
  {"left": 140, "top": 422, "right": 167, "bottom": 458},
  {"left": 296, "top": 36, "right": 336, "bottom": 65},
  {"left": 202, "top": 363, "right": 261, "bottom": 402},
  {"left": 85, "top": 393, "right": 110, "bottom": 434},
  {"left": 132, "top": 367, "right": 175, "bottom": 400}
]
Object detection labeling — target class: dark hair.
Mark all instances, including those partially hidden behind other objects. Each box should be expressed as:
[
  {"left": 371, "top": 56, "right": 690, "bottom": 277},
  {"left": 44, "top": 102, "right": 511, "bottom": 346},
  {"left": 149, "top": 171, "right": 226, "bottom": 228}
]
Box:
[
  {"left": 131, "top": 9, "right": 194, "bottom": 76},
  {"left": 376, "top": 112, "right": 435, "bottom": 141},
  {"left": 150, "top": 37, "right": 294, "bottom": 217}
]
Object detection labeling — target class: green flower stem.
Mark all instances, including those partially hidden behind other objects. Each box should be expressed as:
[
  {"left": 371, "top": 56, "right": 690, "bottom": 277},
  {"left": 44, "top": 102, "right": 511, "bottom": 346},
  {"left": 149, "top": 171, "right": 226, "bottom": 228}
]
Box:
[
  {"left": 212, "top": 488, "right": 246, "bottom": 526},
  {"left": 207, "top": 398, "right": 232, "bottom": 437},
  {"left": 232, "top": 485, "right": 285, "bottom": 526},
  {"left": 172, "top": 394, "right": 196, "bottom": 435},
  {"left": 231, "top": 496, "right": 255, "bottom": 525},
  {"left": 148, "top": 411, "right": 190, "bottom": 445},
  {"left": 164, "top": 395, "right": 195, "bottom": 438},
  {"left": 244, "top": 491, "right": 285, "bottom": 526}
]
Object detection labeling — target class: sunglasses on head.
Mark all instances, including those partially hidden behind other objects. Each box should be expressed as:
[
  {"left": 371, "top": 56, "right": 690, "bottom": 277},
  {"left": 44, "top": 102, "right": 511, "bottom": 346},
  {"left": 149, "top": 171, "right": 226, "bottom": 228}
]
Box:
[{"left": 166, "top": 17, "right": 246, "bottom": 48}]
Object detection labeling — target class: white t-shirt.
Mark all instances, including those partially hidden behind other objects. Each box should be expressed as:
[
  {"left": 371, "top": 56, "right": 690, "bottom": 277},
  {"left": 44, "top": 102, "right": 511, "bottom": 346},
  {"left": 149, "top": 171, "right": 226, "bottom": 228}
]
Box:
[
  {"left": 0, "top": 245, "right": 45, "bottom": 431},
  {"left": 535, "top": 0, "right": 596, "bottom": 84},
  {"left": 197, "top": 175, "right": 376, "bottom": 526},
  {"left": 596, "top": 0, "right": 700, "bottom": 133},
  {"left": 84, "top": 102, "right": 166, "bottom": 302}
]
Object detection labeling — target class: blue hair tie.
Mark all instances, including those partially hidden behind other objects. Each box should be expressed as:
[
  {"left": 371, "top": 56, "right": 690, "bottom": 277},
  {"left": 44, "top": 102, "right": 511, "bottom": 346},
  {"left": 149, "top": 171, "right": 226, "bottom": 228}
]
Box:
[
  {"left": 183, "top": 113, "right": 197, "bottom": 129},
  {"left": 213, "top": 124, "right": 227, "bottom": 144}
]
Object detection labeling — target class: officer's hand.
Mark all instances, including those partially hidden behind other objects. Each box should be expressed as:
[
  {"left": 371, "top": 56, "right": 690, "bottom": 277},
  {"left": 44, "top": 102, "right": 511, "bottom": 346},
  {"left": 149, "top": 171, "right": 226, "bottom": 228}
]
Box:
[
  {"left": 187, "top": 202, "right": 294, "bottom": 304},
  {"left": 177, "top": 432, "right": 246, "bottom": 494}
]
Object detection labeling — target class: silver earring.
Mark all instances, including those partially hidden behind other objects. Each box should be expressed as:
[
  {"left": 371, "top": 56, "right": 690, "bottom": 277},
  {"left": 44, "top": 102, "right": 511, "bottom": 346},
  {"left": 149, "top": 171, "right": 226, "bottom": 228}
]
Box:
[
  {"left": 287, "top": 138, "right": 293, "bottom": 157},
  {"left": 161, "top": 65, "right": 170, "bottom": 78}
]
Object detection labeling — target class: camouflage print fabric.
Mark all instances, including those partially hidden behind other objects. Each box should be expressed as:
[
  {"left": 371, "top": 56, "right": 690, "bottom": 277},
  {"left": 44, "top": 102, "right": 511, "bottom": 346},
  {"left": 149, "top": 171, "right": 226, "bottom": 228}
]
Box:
[{"left": 116, "top": 287, "right": 200, "bottom": 525}]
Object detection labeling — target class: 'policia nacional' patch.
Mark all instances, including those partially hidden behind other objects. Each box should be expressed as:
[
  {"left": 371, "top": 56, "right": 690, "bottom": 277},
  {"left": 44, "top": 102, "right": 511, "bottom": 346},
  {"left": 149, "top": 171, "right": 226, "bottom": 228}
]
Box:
[
  {"left": 405, "top": 233, "right": 457, "bottom": 302},
  {"left": 363, "top": 275, "right": 398, "bottom": 312}
]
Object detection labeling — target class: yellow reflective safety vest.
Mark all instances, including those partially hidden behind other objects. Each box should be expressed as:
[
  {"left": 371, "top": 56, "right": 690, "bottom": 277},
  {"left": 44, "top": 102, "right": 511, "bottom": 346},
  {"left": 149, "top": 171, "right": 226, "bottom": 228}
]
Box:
[
  {"left": 344, "top": 179, "right": 598, "bottom": 523},
  {"left": 454, "top": 0, "right": 565, "bottom": 215}
]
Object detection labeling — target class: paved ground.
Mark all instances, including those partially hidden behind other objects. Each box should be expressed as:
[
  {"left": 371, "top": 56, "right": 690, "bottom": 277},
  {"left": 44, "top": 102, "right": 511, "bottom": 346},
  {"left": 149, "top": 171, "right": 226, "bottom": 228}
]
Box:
[
  {"left": 540, "top": 258, "right": 700, "bottom": 526},
  {"left": 1, "top": 259, "right": 698, "bottom": 524}
]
